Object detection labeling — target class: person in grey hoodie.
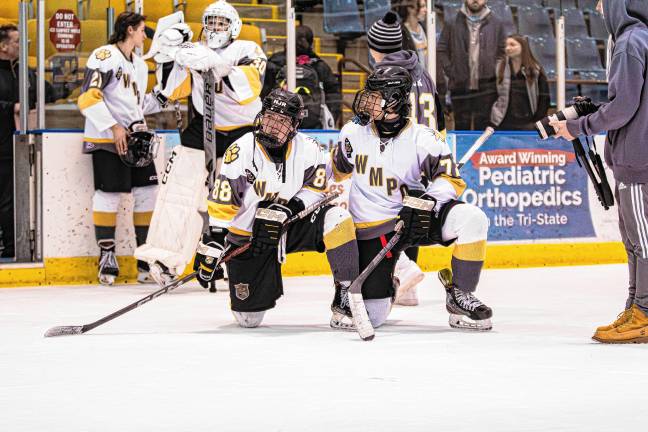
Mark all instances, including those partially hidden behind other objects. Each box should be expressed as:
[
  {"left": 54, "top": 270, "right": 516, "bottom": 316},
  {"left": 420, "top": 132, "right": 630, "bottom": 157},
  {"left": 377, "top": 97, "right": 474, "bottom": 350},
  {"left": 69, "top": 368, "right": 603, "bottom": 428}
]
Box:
[{"left": 551, "top": 0, "right": 648, "bottom": 344}]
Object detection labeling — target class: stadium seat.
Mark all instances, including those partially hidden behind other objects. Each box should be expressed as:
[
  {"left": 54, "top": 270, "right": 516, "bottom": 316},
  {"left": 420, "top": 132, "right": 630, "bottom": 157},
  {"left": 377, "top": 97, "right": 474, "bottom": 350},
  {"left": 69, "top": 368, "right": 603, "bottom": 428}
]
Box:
[
  {"left": 580, "top": 0, "right": 599, "bottom": 12},
  {"left": 518, "top": 5, "right": 554, "bottom": 42},
  {"left": 86, "top": 0, "right": 127, "bottom": 21},
  {"left": 44, "top": 0, "right": 81, "bottom": 19},
  {"left": 142, "top": 2, "right": 176, "bottom": 22},
  {"left": 489, "top": 3, "right": 516, "bottom": 36},
  {"left": 564, "top": 8, "right": 589, "bottom": 39},
  {"left": 80, "top": 19, "right": 109, "bottom": 54},
  {"left": 0, "top": 3, "right": 19, "bottom": 21},
  {"left": 184, "top": 0, "right": 217, "bottom": 23},
  {"left": 544, "top": 0, "right": 577, "bottom": 10},
  {"left": 566, "top": 37, "right": 603, "bottom": 70},
  {"left": 588, "top": 11, "right": 608, "bottom": 41},
  {"left": 442, "top": 2, "right": 461, "bottom": 25},
  {"left": 27, "top": 19, "right": 58, "bottom": 59},
  {"left": 323, "top": 0, "right": 363, "bottom": 34},
  {"left": 239, "top": 23, "right": 263, "bottom": 46},
  {"left": 508, "top": 0, "right": 543, "bottom": 7},
  {"left": 578, "top": 69, "right": 607, "bottom": 104},
  {"left": 364, "top": 0, "right": 391, "bottom": 30},
  {"left": 528, "top": 37, "right": 556, "bottom": 76}
]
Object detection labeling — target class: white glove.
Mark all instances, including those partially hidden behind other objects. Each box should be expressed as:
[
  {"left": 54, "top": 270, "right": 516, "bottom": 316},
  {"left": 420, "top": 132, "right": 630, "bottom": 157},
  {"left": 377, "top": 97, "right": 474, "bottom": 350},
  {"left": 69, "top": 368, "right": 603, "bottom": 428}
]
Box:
[
  {"left": 153, "top": 23, "right": 193, "bottom": 63},
  {"left": 175, "top": 44, "right": 233, "bottom": 78}
]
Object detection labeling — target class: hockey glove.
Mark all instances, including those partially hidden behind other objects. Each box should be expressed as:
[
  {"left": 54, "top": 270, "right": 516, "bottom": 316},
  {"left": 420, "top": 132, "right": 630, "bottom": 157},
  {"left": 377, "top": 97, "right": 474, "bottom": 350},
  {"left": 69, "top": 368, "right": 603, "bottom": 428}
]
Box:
[
  {"left": 193, "top": 227, "right": 227, "bottom": 288},
  {"left": 251, "top": 198, "right": 305, "bottom": 256},
  {"left": 397, "top": 191, "right": 436, "bottom": 249}
]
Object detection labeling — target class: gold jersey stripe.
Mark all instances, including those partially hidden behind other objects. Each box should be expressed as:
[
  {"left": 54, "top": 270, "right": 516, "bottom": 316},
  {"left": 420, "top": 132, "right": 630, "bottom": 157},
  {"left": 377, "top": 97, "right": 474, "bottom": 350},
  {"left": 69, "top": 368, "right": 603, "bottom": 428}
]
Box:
[
  {"left": 208, "top": 202, "right": 239, "bottom": 221},
  {"left": 355, "top": 218, "right": 396, "bottom": 229},
  {"left": 237, "top": 65, "right": 262, "bottom": 105},
  {"left": 77, "top": 88, "right": 105, "bottom": 111}
]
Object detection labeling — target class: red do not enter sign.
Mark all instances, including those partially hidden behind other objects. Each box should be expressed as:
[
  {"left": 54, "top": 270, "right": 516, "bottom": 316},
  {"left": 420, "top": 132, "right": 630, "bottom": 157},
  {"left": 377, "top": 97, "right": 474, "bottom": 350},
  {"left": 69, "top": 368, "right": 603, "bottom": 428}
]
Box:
[{"left": 49, "top": 9, "right": 81, "bottom": 52}]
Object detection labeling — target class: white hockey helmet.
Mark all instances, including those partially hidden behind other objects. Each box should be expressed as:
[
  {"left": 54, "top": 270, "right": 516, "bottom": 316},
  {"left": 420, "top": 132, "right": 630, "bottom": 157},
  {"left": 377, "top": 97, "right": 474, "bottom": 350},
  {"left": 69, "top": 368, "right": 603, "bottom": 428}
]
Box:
[{"left": 202, "top": 1, "right": 242, "bottom": 49}]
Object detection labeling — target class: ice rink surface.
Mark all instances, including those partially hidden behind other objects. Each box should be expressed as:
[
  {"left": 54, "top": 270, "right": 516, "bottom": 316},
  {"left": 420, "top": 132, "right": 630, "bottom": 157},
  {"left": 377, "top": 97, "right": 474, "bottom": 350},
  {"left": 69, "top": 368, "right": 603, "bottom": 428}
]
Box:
[{"left": 1, "top": 264, "right": 647, "bottom": 432}]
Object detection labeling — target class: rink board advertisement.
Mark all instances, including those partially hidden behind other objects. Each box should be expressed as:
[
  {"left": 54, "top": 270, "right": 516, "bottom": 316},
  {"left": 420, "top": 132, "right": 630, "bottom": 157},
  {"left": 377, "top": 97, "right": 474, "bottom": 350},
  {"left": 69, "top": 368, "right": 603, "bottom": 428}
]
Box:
[{"left": 455, "top": 133, "right": 596, "bottom": 241}]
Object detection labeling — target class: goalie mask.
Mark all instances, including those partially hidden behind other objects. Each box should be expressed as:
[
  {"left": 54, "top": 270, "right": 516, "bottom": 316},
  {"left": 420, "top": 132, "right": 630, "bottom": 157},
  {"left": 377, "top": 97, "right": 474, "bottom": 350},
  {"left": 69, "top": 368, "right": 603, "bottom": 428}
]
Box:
[
  {"left": 352, "top": 65, "right": 412, "bottom": 126},
  {"left": 253, "top": 89, "right": 306, "bottom": 149},
  {"left": 120, "top": 123, "right": 159, "bottom": 168},
  {"left": 202, "top": 1, "right": 242, "bottom": 49}
]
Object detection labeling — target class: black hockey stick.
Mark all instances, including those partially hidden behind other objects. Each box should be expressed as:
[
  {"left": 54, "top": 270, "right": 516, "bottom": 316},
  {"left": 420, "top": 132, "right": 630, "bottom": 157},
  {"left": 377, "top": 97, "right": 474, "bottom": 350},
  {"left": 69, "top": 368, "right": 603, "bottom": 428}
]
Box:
[
  {"left": 347, "top": 220, "right": 405, "bottom": 341},
  {"left": 44, "top": 192, "right": 341, "bottom": 338}
]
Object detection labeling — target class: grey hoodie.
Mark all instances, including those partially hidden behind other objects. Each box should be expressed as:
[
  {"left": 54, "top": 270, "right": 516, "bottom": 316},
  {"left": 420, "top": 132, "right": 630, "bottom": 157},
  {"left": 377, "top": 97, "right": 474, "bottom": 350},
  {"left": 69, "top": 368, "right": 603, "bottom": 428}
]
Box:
[
  {"left": 566, "top": 0, "right": 648, "bottom": 183},
  {"left": 376, "top": 50, "right": 445, "bottom": 131}
]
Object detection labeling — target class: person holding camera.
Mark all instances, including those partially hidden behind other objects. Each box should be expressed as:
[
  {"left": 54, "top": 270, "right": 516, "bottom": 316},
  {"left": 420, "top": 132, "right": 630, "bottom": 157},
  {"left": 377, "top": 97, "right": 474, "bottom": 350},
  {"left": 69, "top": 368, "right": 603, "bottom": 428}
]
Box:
[{"left": 550, "top": 0, "right": 648, "bottom": 344}]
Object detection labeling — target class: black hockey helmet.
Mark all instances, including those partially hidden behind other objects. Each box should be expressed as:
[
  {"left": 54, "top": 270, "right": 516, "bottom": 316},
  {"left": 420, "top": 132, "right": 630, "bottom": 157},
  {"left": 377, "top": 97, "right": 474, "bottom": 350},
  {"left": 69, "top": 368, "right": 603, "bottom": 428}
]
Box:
[
  {"left": 352, "top": 65, "right": 413, "bottom": 126},
  {"left": 119, "top": 122, "right": 159, "bottom": 168},
  {"left": 254, "top": 89, "right": 307, "bottom": 149}
]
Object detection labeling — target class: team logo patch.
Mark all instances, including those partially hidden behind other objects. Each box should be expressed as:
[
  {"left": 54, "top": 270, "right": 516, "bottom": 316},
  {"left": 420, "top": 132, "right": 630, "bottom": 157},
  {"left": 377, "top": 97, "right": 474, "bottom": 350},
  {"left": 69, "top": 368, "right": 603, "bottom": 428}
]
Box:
[
  {"left": 235, "top": 283, "right": 250, "bottom": 300},
  {"left": 223, "top": 144, "right": 240, "bottom": 164},
  {"left": 344, "top": 138, "right": 353, "bottom": 158},
  {"left": 95, "top": 49, "right": 112, "bottom": 61},
  {"left": 245, "top": 169, "right": 256, "bottom": 184}
]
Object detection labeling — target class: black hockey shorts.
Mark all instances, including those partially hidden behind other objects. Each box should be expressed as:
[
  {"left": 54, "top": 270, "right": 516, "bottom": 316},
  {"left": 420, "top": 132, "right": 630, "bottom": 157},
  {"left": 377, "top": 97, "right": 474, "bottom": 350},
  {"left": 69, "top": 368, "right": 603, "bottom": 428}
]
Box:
[
  {"left": 180, "top": 115, "right": 254, "bottom": 158},
  {"left": 92, "top": 150, "right": 158, "bottom": 193},
  {"left": 226, "top": 205, "right": 333, "bottom": 313},
  {"left": 357, "top": 233, "right": 400, "bottom": 300}
]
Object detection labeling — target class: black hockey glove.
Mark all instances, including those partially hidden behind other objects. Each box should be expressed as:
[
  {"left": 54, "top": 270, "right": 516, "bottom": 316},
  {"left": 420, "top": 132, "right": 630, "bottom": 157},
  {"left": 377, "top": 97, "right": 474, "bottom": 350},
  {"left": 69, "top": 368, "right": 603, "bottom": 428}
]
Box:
[
  {"left": 193, "top": 227, "right": 227, "bottom": 288},
  {"left": 251, "top": 198, "right": 305, "bottom": 256},
  {"left": 397, "top": 191, "right": 436, "bottom": 249}
]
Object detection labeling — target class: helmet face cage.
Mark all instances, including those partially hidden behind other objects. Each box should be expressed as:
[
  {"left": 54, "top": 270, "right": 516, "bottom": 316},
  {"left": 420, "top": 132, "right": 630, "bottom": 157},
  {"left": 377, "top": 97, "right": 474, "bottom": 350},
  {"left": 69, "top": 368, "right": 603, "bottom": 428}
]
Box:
[
  {"left": 352, "top": 90, "right": 385, "bottom": 126},
  {"left": 254, "top": 91, "right": 306, "bottom": 149},
  {"left": 354, "top": 66, "right": 413, "bottom": 125},
  {"left": 121, "top": 130, "right": 159, "bottom": 168},
  {"left": 202, "top": 1, "right": 242, "bottom": 49}
]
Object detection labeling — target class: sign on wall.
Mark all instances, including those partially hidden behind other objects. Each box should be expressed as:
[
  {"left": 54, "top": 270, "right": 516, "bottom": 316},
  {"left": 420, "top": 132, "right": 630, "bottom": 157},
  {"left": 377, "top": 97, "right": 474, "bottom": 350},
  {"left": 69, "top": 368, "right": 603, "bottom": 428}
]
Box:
[{"left": 49, "top": 10, "right": 81, "bottom": 52}]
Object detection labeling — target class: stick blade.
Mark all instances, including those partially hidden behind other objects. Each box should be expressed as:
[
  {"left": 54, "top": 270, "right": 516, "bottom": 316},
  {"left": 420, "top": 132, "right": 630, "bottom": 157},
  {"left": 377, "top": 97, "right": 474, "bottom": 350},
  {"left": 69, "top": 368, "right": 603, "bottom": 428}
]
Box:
[
  {"left": 349, "top": 293, "right": 375, "bottom": 341},
  {"left": 44, "top": 325, "right": 84, "bottom": 338}
]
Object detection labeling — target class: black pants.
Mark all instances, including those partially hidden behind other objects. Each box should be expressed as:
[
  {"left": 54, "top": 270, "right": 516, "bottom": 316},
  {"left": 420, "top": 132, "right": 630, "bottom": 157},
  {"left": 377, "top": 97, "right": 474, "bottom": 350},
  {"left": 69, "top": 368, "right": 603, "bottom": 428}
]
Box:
[
  {"left": 451, "top": 87, "right": 497, "bottom": 131},
  {"left": 0, "top": 158, "right": 14, "bottom": 257}
]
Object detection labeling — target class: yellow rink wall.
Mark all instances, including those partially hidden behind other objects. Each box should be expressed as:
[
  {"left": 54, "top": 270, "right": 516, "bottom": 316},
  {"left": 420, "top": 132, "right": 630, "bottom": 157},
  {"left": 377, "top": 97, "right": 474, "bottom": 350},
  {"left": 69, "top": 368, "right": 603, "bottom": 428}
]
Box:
[{"left": 0, "top": 131, "right": 626, "bottom": 288}]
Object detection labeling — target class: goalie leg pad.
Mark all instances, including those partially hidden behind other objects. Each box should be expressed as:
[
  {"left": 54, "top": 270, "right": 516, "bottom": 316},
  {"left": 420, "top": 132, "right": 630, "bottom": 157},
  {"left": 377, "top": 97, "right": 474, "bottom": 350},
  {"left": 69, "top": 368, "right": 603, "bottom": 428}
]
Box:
[{"left": 134, "top": 145, "right": 208, "bottom": 276}]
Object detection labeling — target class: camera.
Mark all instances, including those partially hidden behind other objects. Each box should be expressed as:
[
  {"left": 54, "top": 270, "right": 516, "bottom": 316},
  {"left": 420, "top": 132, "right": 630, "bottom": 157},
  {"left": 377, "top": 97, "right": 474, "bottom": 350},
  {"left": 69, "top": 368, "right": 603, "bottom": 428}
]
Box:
[{"left": 535, "top": 97, "right": 599, "bottom": 139}]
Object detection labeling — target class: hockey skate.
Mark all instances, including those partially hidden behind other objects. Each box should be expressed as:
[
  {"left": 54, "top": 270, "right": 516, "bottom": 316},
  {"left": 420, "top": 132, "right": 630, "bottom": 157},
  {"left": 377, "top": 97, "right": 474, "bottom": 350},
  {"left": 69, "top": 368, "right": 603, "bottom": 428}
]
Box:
[
  {"left": 148, "top": 261, "right": 176, "bottom": 287},
  {"left": 438, "top": 268, "right": 492, "bottom": 331},
  {"left": 98, "top": 240, "right": 119, "bottom": 286},
  {"left": 136, "top": 261, "right": 155, "bottom": 284},
  {"left": 394, "top": 254, "right": 424, "bottom": 306},
  {"left": 330, "top": 282, "right": 356, "bottom": 331}
]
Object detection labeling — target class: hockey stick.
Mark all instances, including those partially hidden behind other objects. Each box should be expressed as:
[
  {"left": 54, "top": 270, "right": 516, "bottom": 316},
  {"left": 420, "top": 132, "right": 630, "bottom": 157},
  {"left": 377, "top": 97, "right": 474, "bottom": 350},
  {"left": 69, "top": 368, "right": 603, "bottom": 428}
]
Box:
[
  {"left": 44, "top": 192, "right": 341, "bottom": 338},
  {"left": 456, "top": 126, "right": 495, "bottom": 169},
  {"left": 202, "top": 69, "right": 217, "bottom": 189},
  {"left": 347, "top": 220, "right": 405, "bottom": 342}
]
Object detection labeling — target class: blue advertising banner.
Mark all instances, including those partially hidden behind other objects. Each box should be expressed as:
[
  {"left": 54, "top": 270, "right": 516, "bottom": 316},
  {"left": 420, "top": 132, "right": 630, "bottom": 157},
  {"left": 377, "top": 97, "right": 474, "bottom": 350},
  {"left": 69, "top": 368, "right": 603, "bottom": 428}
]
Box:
[{"left": 456, "top": 132, "right": 596, "bottom": 240}]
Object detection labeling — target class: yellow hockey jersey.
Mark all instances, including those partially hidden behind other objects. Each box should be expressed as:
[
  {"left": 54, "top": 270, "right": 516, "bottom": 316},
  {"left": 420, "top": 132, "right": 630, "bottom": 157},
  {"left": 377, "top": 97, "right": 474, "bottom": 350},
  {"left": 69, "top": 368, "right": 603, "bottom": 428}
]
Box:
[
  {"left": 160, "top": 40, "right": 266, "bottom": 131},
  {"left": 331, "top": 120, "right": 466, "bottom": 240},
  {"left": 208, "top": 132, "right": 327, "bottom": 241},
  {"left": 78, "top": 44, "right": 161, "bottom": 153}
]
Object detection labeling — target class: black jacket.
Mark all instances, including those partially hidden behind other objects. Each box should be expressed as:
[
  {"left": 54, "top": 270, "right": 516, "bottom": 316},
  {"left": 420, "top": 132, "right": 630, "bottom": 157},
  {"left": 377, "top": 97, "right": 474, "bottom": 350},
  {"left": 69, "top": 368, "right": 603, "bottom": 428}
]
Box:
[
  {"left": 0, "top": 59, "right": 37, "bottom": 160},
  {"left": 262, "top": 49, "right": 342, "bottom": 123},
  {"left": 438, "top": 9, "right": 506, "bottom": 93}
]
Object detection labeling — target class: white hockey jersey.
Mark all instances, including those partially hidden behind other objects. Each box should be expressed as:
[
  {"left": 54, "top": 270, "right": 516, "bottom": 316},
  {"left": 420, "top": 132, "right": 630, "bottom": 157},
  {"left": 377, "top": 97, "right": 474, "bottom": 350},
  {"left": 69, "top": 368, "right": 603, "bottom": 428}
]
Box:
[
  {"left": 78, "top": 44, "right": 160, "bottom": 153},
  {"left": 331, "top": 120, "right": 466, "bottom": 240},
  {"left": 208, "top": 132, "right": 327, "bottom": 239},
  {"left": 160, "top": 40, "right": 266, "bottom": 131}
]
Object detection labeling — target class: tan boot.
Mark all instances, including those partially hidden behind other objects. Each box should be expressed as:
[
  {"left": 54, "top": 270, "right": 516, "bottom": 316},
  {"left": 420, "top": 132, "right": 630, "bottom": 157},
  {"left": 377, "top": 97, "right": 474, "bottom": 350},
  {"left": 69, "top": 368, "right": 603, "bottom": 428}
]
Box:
[
  {"left": 595, "top": 308, "right": 633, "bottom": 332},
  {"left": 593, "top": 305, "right": 648, "bottom": 344}
]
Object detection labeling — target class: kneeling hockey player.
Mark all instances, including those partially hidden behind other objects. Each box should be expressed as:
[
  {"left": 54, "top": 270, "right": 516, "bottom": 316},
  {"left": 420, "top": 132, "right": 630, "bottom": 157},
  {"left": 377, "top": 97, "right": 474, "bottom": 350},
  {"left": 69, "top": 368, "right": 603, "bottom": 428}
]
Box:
[
  {"left": 192, "top": 89, "right": 359, "bottom": 328},
  {"left": 331, "top": 65, "right": 493, "bottom": 331}
]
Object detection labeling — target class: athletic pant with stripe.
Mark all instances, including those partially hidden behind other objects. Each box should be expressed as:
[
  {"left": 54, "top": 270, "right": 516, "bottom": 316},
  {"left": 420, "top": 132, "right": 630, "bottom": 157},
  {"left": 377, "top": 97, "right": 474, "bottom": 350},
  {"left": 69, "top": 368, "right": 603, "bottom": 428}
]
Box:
[{"left": 617, "top": 182, "right": 648, "bottom": 313}]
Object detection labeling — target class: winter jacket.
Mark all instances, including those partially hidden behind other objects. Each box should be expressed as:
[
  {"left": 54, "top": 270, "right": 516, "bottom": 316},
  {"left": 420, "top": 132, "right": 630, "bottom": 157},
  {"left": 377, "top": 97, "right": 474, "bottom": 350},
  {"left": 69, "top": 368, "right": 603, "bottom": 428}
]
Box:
[
  {"left": 262, "top": 49, "right": 341, "bottom": 124},
  {"left": 0, "top": 59, "right": 36, "bottom": 160},
  {"left": 566, "top": 0, "right": 648, "bottom": 183},
  {"left": 376, "top": 49, "right": 445, "bottom": 132},
  {"left": 490, "top": 59, "right": 550, "bottom": 129},
  {"left": 437, "top": 7, "right": 506, "bottom": 93}
]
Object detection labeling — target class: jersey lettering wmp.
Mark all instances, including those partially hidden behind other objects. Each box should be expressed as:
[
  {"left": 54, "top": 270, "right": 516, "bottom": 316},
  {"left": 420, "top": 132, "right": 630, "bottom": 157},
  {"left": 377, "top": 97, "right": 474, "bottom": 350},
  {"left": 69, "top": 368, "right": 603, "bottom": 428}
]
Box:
[{"left": 332, "top": 121, "right": 465, "bottom": 240}]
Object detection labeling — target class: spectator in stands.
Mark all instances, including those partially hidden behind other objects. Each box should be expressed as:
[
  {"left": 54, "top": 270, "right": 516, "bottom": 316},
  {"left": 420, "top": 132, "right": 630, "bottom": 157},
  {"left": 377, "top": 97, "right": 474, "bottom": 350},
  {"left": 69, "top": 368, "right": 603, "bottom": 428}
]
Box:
[
  {"left": 550, "top": 0, "right": 648, "bottom": 344},
  {"left": 262, "top": 25, "right": 341, "bottom": 128},
  {"left": 490, "top": 34, "right": 550, "bottom": 130},
  {"left": 438, "top": 0, "right": 506, "bottom": 130},
  {"left": 396, "top": 0, "right": 429, "bottom": 69},
  {"left": 0, "top": 24, "right": 35, "bottom": 259}
]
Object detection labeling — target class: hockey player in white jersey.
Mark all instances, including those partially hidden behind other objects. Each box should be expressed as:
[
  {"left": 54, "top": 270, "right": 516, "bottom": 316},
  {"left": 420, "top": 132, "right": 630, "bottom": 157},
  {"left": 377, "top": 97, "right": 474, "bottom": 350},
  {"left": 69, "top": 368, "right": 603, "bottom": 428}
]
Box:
[
  {"left": 331, "top": 65, "right": 493, "bottom": 331},
  {"left": 135, "top": 1, "right": 267, "bottom": 285},
  {"left": 192, "top": 89, "right": 359, "bottom": 328},
  {"left": 78, "top": 12, "right": 163, "bottom": 285}
]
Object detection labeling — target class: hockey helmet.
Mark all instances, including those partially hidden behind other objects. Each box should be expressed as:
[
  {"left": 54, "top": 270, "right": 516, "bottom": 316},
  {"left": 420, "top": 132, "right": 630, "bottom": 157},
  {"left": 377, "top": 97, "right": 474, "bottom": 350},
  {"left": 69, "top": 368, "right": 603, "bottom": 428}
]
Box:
[
  {"left": 352, "top": 65, "right": 413, "bottom": 126},
  {"left": 202, "top": 1, "right": 242, "bottom": 49},
  {"left": 120, "top": 123, "right": 159, "bottom": 168},
  {"left": 254, "top": 89, "right": 306, "bottom": 149}
]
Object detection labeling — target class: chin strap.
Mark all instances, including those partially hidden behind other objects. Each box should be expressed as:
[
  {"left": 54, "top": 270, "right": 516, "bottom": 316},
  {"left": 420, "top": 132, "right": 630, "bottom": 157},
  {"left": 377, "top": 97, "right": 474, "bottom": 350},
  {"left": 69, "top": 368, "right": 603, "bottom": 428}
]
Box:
[{"left": 376, "top": 115, "right": 407, "bottom": 138}]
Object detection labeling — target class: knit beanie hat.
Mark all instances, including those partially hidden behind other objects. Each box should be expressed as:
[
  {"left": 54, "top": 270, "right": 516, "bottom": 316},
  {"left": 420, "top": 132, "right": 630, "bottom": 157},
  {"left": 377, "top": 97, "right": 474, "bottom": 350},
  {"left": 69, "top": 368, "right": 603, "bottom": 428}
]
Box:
[{"left": 367, "top": 11, "right": 403, "bottom": 54}]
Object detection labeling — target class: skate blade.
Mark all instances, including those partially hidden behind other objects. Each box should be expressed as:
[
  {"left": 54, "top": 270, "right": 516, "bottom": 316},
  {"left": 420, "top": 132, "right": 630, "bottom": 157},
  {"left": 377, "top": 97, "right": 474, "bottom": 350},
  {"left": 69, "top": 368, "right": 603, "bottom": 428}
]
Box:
[
  {"left": 99, "top": 274, "right": 116, "bottom": 286},
  {"left": 330, "top": 313, "right": 356, "bottom": 332},
  {"left": 449, "top": 314, "right": 492, "bottom": 331}
]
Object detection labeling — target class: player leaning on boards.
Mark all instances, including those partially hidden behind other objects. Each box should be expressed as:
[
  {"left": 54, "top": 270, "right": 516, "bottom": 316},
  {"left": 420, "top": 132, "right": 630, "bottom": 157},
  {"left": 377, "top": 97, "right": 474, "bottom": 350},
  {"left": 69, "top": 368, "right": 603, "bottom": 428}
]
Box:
[
  {"left": 550, "top": 0, "right": 648, "bottom": 344},
  {"left": 331, "top": 65, "right": 493, "bottom": 331},
  {"left": 135, "top": 1, "right": 267, "bottom": 285},
  {"left": 192, "top": 89, "right": 359, "bottom": 328},
  {"left": 78, "top": 12, "right": 163, "bottom": 285}
]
